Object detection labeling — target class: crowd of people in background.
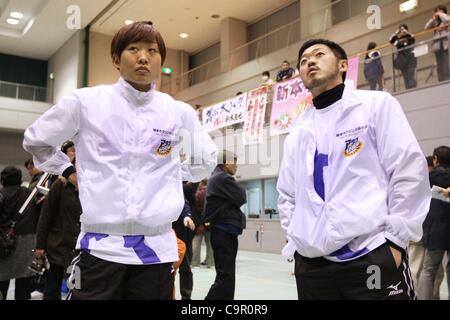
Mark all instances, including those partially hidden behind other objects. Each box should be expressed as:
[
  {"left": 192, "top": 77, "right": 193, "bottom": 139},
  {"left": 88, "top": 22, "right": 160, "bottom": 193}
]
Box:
[
  {"left": 363, "top": 5, "right": 450, "bottom": 91},
  {"left": 260, "top": 5, "right": 450, "bottom": 92}
]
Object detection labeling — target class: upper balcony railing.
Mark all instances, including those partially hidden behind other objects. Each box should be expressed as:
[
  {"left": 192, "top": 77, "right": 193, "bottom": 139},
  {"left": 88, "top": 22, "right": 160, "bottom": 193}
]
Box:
[
  {"left": 0, "top": 80, "right": 47, "bottom": 102},
  {"left": 202, "top": 27, "right": 450, "bottom": 137},
  {"left": 160, "top": 0, "right": 398, "bottom": 94}
]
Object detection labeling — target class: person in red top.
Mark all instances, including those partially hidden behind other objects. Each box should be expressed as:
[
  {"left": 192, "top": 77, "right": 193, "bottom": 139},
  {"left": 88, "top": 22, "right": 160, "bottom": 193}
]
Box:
[{"left": 191, "top": 179, "right": 214, "bottom": 268}]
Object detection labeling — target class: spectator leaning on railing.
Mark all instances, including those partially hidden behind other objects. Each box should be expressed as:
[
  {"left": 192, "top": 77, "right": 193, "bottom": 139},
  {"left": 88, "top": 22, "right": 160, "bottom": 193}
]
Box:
[
  {"left": 390, "top": 24, "right": 417, "bottom": 89},
  {"left": 276, "top": 61, "right": 295, "bottom": 82},
  {"left": 425, "top": 5, "right": 450, "bottom": 82},
  {"left": 364, "top": 42, "right": 385, "bottom": 91}
]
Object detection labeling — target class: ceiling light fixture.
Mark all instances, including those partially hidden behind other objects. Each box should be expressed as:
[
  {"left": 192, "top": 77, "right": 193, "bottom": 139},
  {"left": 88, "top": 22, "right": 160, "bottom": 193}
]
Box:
[
  {"left": 179, "top": 33, "right": 189, "bottom": 38},
  {"left": 399, "top": 0, "right": 418, "bottom": 12},
  {"left": 7, "top": 18, "right": 20, "bottom": 25},
  {"left": 10, "top": 11, "right": 24, "bottom": 19},
  {"left": 211, "top": 14, "right": 220, "bottom": 19},
  {"left": 125, "top": 20, "right": 134, "bottom": 25}
]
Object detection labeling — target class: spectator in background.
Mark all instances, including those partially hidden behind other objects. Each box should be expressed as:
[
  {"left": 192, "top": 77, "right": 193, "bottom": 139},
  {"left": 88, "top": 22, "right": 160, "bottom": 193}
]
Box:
[
  {"left": 425, "top": 5, "right": 450, "bottom": 82},
  {"left": 34, "top": 141, "right": 81, "bottom": 300},
  {"left": 364, "top": 42, "right": 384, "bottom": 91},
  {"left": 173, "top": 198, "right": 195, "bottom": 300},
  {"left": 418, "top": 146, "right": 450, "bottom": 300},
  {"left": 204, "top": 151, "right": 247, "bottom": 300},
  {"left": 276, "top": 61, "right": 295, "bottom": 82},
  {"left": 390, "top": 24, "right": 417, "bottom": 89},
  {"left": 407, "top": 156, "right": 444, "bottom": 300},
  {"left": 0, "top": 166, "right": 39, "bottom": 300},
  {"left": 191, "top": 179, "right": 214, "bottom": 268},
  {"left": 260, "top": 71, "right": 274, "bottom": 86}
]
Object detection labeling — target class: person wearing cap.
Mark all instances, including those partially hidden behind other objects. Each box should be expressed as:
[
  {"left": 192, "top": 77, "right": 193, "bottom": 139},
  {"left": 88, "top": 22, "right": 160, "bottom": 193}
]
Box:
[
  {"left": 277, "top": 39, "right": 430, "bottom": 299},
  {"left": 203, "top": 150, "right": 247, "bottom": 300},
  {"left": 23, "top": 22, "right": 217, "bottom": 300},
  {"left": 33, "top": 141, "right": 81, "bottom": 300}
]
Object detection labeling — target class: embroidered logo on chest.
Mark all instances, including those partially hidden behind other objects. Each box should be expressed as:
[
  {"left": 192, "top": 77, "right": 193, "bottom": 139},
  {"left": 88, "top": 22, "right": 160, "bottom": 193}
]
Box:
[
  {"left": 343, "top": 137, "right": 364, "bottom": 157},
  {"left": 156, "top": 139, "right": 172, "bottom": 156}
]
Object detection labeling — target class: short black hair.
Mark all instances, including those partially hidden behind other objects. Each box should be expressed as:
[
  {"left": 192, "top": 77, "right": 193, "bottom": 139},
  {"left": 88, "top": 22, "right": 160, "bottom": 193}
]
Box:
[
  {"left": 1, "top": 166, "right": 22, "bottom": 187},
  {"left": 399, "top": 24, "right": 409, "bottom": 30},
  {"left": 297, "top": 39, "right": 348, "bottom": 81},
  {"left": 61, "top": 140, "right": 75, "bottom": 154},
  {"left": 435, "top": 5, "right": 448, "bottom": 14},
  {"left": 262, "top": 71, "right": 270, "bottom": 77},
  {"left": 282, "top": 60, "right": 290, "bottom": 65},
  {"left": 367, "top": 42, "right": 377, "bottom": 50},
  {"left": 433, "top": 145, "right": 450, "bottom": 166},
  {"left": 24, "top": 158, "right": 34, "bottom": 168},
  {"left": 426, "top": 155, "right": 434, "bottom": 167}
]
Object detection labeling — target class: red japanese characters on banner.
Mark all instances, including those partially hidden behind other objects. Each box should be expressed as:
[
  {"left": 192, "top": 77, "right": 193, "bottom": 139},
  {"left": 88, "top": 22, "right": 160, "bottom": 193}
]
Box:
[
  {"left": 243, "top": 86, "right": 269, "bottom": 145},
  {"left": 202, "top": 93, "right": 247, "bottom": 132}
]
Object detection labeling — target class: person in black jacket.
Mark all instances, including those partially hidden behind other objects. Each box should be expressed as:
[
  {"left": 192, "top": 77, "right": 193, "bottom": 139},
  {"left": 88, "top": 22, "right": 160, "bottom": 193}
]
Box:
[
  {"left": 418, "top": 145, "right": 450, "bottom": 299},
  {"left": 34, "top": 141, "right": 81, "bottom": 300},
  {"left": 390, "top": 24, "right": 417, "bottom": 89},
  {"left": 173, "top": 183, "right": 197, "bottom": 300},
  {"left": 0, "top": 166, "right": 39, "bottom": 300},
  {"left": 204, "top": 150, "right": 247, "bottom": 300}
]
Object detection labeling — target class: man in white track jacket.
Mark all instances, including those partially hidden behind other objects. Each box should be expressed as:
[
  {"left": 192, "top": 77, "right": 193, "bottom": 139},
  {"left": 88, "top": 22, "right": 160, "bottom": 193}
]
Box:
[
  {"left": 277, "top": 39, "right": 431, "bottom": 300},
  {"left": 23, "top": 21, "right": 217, "bottom": 300}
]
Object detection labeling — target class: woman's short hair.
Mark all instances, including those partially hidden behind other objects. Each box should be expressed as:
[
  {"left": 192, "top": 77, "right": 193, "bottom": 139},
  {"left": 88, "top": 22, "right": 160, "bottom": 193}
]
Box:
[{"left": 110, "top": 21, "right": 167, "bottom": 65}]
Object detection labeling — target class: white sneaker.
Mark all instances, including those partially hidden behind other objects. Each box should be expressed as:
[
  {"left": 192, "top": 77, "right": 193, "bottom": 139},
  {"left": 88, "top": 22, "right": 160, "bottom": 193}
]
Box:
[{"left": 30, "top": 290, "right": 44, "bottom": 300}]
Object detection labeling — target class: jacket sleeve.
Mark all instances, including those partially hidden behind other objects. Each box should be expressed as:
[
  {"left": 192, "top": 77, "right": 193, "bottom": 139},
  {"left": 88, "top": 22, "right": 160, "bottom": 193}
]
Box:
[
  {"left": 36, "top": 180, "right": 63, "bottom": 250},
  {"left": 437, "top": 12, "right": 450, "bottom": 23},
  {"left": 389, "top": 33, "right": 399, "bottom": 46},
  {"left": 424, "top": 18, "right": 439, "bottom": 30},
  {"left": 277, "top": 134, "right": 296, "bottom": 232},
  {"left": 180, "top": 199, "right": 193, "bottom": 219},
  {"left": 23, "top": 93, "right": 80, "bottom": 176},
  {"left": 375, "top": 94, "right": 431, "bottom": 249},
  {"left": 179, "top": 105, "right": 218, "bottom": 182}
]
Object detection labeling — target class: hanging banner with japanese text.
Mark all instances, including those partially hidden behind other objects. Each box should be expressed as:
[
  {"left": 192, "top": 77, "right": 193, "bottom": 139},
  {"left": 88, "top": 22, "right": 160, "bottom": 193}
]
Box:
[
  {"left": 269, "top": 56, "right": 359, "bottom": 136},
  {"left": 243, "top": 86, "right": 269, "bottom": 145},
  {"left": 202, "top": 93, "right": 247, "bottom": 132},
  {"left": 269, "top": 77, "right": 312, "bottom": 136}
]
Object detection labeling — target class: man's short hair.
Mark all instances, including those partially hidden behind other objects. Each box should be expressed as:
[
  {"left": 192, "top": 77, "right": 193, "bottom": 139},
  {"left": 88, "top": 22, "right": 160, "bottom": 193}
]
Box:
[
  {"left": 1, "top": 166, "right": 22, "bottom": 187},
  {"left": 24, "top": 158, "right": 34, "bottom": 169},
  {"left": 433, "top": 146, "right": 450, "bottom": 166},
  {"left": 297, "top": 39, "right": 348, "bottom": 81},
  {"left": 282, "top": 60, "right": 290, "bottom": 65},
  {"left": 111, "top": 21, "right": 167, "bottom": 65},
  {"left": 435, "top": 5, "right": 448, "bottom": 14},
  {"left": 217, "top": 150, "right": 237, "bottom": 165}
]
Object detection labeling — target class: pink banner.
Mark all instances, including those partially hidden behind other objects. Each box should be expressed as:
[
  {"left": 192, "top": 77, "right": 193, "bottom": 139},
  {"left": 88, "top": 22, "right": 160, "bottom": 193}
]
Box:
[{"left": 270, "top": 56, "right": 359, "bottom": 136}]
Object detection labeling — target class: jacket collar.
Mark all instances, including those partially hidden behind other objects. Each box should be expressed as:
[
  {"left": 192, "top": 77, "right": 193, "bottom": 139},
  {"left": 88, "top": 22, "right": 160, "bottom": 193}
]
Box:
[
  {"left": 116, "top": 77, "right": 156, "bottom": 106},
  {"left": 298, "top": 85, "right": 363, "bottom": 131},
  {"left": 341, "top": 84, "right": 363, "bottom": 111}
]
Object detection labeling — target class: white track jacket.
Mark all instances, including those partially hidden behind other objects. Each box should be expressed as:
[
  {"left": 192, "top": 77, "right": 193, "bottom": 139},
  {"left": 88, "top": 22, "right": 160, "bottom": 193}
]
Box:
[
  {"left": 277, "top": 87, "right": 431, "bottom": 259},
  {"left": 23, "top": 78, "right": 217, "bottom": 236}
]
